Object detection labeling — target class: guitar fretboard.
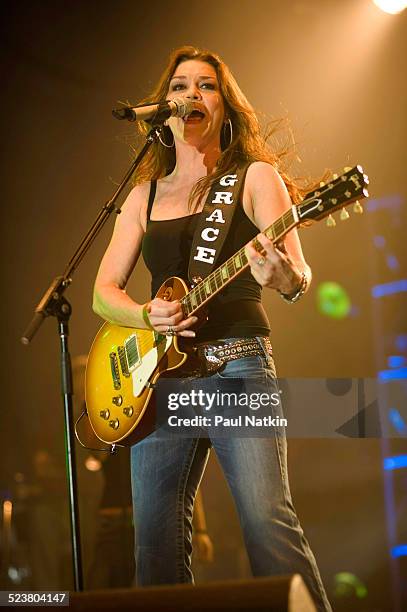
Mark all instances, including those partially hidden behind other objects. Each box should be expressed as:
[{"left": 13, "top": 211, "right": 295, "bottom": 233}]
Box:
[{"left": 181, "top": 207, "right": 297, "bottom": 316}]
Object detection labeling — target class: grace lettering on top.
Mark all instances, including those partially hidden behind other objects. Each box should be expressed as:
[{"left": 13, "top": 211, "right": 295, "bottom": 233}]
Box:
[
  {"left": 211, "top": 191, "right": 234, "bottom": 205},
  {"left": 191, "top": 172, "right": 240, "bottom": 269},
  {"left": 206, "top": 209, "right": 225, "bottom": 224},
  {"left": 193, "top": 246, "right": 216, "bottom": 264},
  {"left": 201, "top": 227, "right": 220, "bottom": 241},
  {"left": 219, "top": 174, "right": 238, "bottom": 187}
]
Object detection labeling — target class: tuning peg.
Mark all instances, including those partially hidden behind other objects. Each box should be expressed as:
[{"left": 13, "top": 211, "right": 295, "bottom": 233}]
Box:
[
  {"left": 340, "top": 208, "right": 350, "bottom": 221},
  {"left": 326, "top": 214, "right": 336, "bottom": 227},
  {"left": 344, "top": 166, "right": 352, "bottom": 172},
  {"left": 319, "top": 181, "right": 325, "bottom": 187},
  {"left": 332, "top": 173, "right": 338, "bottom": 179},
  {"left": 353, "top": 200, "right": 363, "bottom": 214}
]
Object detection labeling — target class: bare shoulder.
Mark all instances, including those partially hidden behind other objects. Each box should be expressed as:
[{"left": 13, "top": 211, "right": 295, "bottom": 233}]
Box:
[
  {"left": 243, "top": 161, "right": 291, "bottom": 226},
  {"left": 245, "top": 161, "right": 286, "bottom": 193}
]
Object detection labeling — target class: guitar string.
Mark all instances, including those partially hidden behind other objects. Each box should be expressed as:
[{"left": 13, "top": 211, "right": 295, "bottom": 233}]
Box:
[
  {"left": 181, "top": 207, "right": 296, "bottom": 316},
  {"left": 181, "top": 170, "right": 362, "bottom": 316}
]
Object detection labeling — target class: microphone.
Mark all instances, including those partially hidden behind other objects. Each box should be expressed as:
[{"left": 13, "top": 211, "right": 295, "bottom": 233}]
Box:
[{"left": 112, "top": 98, "right": 194, "bottom": 123}]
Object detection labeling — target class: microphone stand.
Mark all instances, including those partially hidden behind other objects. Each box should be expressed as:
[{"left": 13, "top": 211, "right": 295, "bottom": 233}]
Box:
[{"left": 21, "top": 124, "right": 163, "bottom": 591}]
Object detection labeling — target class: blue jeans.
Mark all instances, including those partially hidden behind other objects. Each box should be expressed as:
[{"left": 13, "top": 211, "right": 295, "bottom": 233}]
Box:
[{"left": 130, "top": 345, "right": 332, "bottom": 612}]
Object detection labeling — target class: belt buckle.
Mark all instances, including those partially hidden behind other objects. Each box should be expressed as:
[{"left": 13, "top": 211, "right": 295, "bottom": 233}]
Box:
[{"left": 203, "top": 347, "right": 224, "bottom": 374}]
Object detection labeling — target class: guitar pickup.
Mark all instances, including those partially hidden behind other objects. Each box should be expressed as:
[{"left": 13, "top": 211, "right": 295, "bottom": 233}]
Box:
[
  {"left": 123, "top": 334, "right": 141, "bottom": 373},
  {"left": 118, "top": 345, "right": 130, "bottom": 377}
]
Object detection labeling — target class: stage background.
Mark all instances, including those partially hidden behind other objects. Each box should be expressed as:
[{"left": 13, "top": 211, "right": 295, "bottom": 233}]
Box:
[{"left": 1, "top": 1, "right": 406, "bottom": 610}]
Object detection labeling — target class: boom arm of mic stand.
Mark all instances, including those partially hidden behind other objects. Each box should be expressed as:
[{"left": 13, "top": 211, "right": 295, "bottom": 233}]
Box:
[{"left": 21, "top": 125, "right": 161, "bottom": 344}]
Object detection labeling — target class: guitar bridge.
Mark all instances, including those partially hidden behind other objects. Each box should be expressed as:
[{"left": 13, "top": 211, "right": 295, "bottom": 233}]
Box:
[{"left": 109, "top": 352, "right": 121, "bottom": 390}]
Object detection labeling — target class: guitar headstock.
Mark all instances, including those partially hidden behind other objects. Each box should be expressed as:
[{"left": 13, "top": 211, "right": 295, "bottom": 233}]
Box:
[{"left": 297, "top": 165, "right": 369, "bottom": 226}]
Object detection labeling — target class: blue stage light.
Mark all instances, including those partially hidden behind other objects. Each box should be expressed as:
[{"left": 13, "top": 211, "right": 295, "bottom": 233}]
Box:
[
  {"left": 388, "top": 409, "right": 407, "bottom": 435},
  {"left": 378, "top": 367, "right": 407, "bottom": 381},
  {"left": 372, "top": 279, "right": 407, "bottom": 298},
  {"left": 373, "top": 235, "right": 386, "bottom": 248},
  {"left": 396, "top": 335, "right": 407, "bottom": 351},
  {"left": 367, "top": 195, "right": 403, "bottom": 211},
  {"left": 386, "top": 254, "right": 399, "bottom": 270},
  {"left": 388, "top": 356, "right": 406, "bottom": 368},
  {"left": 383, "top": 455, "right": 407, "bottom": 470},
  {"left": 391, "top": 544, "right": 407, "bottom": 558}
]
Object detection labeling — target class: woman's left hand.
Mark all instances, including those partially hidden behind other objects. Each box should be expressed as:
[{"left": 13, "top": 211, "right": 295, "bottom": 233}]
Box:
[{"left": 245, "top": 232, "right": 303, "bottom": 294}]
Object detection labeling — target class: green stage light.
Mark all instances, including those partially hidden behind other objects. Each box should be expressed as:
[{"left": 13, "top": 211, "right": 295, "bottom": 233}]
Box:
[
  {"left": 317, "top": 282, "right": 351, "bottom": 319},
  {"left": 334, "top": 572, "right": 368, "bottom": 599}
]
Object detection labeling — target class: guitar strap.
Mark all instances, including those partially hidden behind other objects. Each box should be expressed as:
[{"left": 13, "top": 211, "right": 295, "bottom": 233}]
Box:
[{"left": 188, "top": 163, "right": 251, "bottom": 284}]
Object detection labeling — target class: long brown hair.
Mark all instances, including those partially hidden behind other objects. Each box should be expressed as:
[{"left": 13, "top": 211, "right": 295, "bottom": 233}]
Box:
[{"left": 132, "top": 45, "right": 308, "bottom": 208}]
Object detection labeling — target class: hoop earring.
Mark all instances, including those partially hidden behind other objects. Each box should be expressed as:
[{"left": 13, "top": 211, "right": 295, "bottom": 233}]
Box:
[
  {"left": 223, "top": 118, "right": 233, "bottom": 148},
  {"left": 158, "top": 126, "right": 174, "bottom": 148}
]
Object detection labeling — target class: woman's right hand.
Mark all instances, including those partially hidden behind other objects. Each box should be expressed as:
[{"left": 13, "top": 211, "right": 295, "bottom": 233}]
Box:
[{"left": 145, "top": 298, "right": 198, "bottom": 337}]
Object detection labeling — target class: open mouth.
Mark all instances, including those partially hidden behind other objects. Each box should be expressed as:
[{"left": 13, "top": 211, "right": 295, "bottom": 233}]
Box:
[{"left": 183, "top": 109, "right": 205, "bottom": 122}]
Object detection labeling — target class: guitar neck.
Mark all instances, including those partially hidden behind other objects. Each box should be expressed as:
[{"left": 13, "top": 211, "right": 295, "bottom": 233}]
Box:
[{"left": 181, "top": 207, "right": 298, "bottom": 317}]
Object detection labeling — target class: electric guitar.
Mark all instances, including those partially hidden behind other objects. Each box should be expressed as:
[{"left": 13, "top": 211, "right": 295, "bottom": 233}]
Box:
[{"left": 85, "top": 165, "right": 369, "bottom": 445}]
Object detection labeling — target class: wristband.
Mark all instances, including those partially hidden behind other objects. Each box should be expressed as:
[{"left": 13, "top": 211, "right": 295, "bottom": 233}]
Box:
[
  {"left": 142, "top": 303, "right": 153, "bottom": 329},
  {"left": 278, "top": 272, "right": 307, "bottom": 304}
]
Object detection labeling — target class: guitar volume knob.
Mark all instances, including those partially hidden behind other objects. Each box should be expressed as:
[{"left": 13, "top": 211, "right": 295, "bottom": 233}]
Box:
[
  {"left": 109, "top": 418, "right": 120, "bottom": 430},
  {"left": 99, "top": 409, "right": 110, "bottom": 420},
  {"left": 123, "top": 406, "right": 134, "bottom": 417}
]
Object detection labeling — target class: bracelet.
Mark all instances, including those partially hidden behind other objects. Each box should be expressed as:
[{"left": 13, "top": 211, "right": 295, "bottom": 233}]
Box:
[
  {"left": 142, "top": 303, "right": 153, "bottom": 329},
  {"left": 278, "top": 271, "right": 308, "bottom": 304}
]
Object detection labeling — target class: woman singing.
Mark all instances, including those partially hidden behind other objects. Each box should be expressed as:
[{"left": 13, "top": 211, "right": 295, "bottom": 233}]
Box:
[{"left": 93, "top": 46, "right": 331, "bottom": 611}]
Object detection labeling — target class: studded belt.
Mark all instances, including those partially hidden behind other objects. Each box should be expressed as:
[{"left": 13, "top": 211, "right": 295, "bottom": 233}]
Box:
[{"left": 194, "top": 336, "right": 273, "bottom": 376}]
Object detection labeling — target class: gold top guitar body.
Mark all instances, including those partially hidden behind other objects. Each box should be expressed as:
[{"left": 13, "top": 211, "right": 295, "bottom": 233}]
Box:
[{"left": 86, "top": 276, "right": 191, "bottom": 445}]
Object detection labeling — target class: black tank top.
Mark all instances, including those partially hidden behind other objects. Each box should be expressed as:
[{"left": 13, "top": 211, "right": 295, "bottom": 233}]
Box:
[{"left": 141, "top": 179, "right": 271, "bottom": 342}]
